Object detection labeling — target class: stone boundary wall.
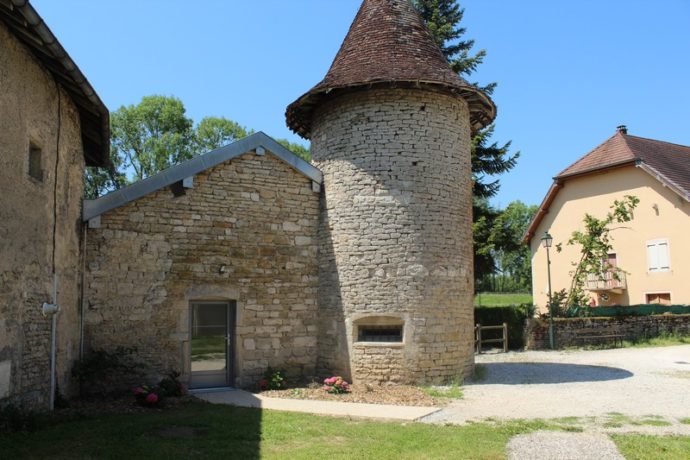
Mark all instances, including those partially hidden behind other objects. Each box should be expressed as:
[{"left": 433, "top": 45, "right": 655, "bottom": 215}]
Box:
[{"left": 524, "top": 315, "right": 690, "bottom": 350}]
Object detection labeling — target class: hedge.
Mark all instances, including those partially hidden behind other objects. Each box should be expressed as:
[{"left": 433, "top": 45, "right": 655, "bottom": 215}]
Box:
[
  {"left": 474, "top": 304, "right": 534, "bottom": 350},
  {"left": 563, "top": 304, "right": 690, "bottom": 318}
]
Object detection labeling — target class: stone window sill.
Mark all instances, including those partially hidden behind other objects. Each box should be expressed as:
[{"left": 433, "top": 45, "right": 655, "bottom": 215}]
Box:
[{"left": 353, "top": 342, "right": 404, "bottom": 348}]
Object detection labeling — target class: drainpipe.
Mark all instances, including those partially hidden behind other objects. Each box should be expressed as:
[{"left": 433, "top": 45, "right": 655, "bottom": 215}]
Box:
[{"left": 42, "top": 276, "right": 60, "bottom": 411}]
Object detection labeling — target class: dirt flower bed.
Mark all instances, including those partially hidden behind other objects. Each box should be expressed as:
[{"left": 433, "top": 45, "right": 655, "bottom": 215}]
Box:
[
  {"left": 56, "top": 394, "right": 197, "bottom": 417},
  {"left": 259, "top": 383, "right": 451, "bottom": 406}
]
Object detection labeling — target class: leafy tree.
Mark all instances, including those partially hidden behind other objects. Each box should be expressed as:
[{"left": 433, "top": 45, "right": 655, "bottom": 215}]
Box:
[
  {"left": 492, "top": 201, "right": 538, "bottom": 290},
  {"left": 276, "top": 139, "right": 311, "bottom": 162},
  {"left": 556, "top": 195, "right": 639, "bottom": 310},
  {"left": 415, "top": 0, "right": 520, "bottom": 286},
  {"left": 474, "top": 200, "right": 537, "bottom": 292},
  {"left": 85, "top": 95, "right": 311, "bottom": 198},
  {"left": 110, "top": 95, "right": 194, "bottom": 182},
  {"left": 195, "top": 116, "right": 251, "bottom": 153}
]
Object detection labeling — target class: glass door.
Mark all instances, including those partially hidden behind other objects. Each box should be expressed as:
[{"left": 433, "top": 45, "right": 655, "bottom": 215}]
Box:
[{"left": 190, "top": 301, "right": 235, "bottom": 389}]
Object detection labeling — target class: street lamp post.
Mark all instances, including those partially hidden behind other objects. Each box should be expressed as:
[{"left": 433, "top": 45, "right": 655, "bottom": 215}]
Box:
[{"left": 541, "top": 231, "right": 554, "bottom": 349}]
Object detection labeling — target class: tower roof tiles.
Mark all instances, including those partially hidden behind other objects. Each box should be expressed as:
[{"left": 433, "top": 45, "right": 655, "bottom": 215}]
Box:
[{"left": 286, "top": 0, "right": 496, "bottom": 139}]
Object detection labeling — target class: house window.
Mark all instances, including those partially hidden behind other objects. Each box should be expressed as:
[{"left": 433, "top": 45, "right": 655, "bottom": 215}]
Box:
[
  {"left": 646, "top": 293, "right": 671, "bottom": 305},
  {"left": 646, "top": 239, "right": 670, "bottom": 272},
  {"left": 357, "top": 325, "right": 403, "bottom": 343},
  {"left": 28, "top": 143, "right": 43, "bottom": 181}
]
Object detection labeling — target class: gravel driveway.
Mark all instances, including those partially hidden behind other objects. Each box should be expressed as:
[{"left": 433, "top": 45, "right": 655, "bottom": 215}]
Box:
[{"left": 423, "top": 344, "right": 690, "bottom": 424}]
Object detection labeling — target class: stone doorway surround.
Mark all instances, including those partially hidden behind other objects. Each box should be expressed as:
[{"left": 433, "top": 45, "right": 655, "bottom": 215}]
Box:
[{"left": 171, "top": 285, "right": 241, "bottom": 387}]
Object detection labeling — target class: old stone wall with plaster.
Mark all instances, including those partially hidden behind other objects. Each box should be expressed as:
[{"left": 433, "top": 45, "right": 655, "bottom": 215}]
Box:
[
  {"left": 84, "top": 152, "right": 320, "bottom": 387},
  {"left": 0, "top": 22, "right": 85, "bottom": 407},
  {"left": 310, "top": 88, "right": 476, "bottom": 384}
]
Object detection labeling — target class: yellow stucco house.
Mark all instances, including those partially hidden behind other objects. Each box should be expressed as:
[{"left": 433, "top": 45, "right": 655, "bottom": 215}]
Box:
[{"left": 526, "top": 126, "right": 690, "bottom": 311}]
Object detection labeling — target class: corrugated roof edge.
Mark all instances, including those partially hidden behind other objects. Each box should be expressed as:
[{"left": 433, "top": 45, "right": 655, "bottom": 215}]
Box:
[
  {"left": 83, "top": 132, "right": 321, "bottom": 221},
  {"left": 4, "top": 0, "right": 110, "bottom": 166}
]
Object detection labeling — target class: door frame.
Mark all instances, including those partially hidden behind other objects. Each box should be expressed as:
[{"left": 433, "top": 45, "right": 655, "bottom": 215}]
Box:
[{"left": 188, "top": 300, "right": 237, "bottom": 388}]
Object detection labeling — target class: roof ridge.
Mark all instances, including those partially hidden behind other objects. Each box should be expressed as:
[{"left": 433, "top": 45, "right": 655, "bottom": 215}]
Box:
[
  {"left": 554, "top": 132, "right": 631, "bottom": 178},
  {"left": 624, "top": 133, "right": 690, "bottom": 151},
  {"left": 83, "top": 132, "right": 322, "bottom": 221}
]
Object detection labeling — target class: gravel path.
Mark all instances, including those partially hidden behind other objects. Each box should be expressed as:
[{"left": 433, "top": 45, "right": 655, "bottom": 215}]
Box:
[
  {"left": 507, "top": 431, "right": 624, "bottom": 460},
  {"left": 423, "top": 344, "right": 690, "bottom": 424}
]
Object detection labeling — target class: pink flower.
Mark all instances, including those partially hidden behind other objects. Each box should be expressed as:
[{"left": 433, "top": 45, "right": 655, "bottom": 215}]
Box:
[
  {"left": 259, "top": 379, "right": 269, "bottom": 390},
  {"left": 133, "top": 387, "right": 145, "bottom": 395},
  {"left": 146, "top": 393, "right": 158, "bottom": 404}
]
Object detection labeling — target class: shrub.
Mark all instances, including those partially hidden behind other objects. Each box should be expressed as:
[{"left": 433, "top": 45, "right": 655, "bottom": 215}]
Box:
[
  {"left": 158, "top": 371, "right": 187, "bottom": 397},
  {"left": 72, "top": 347, "right": 144, "bottom": 396},
  {"left": 0, "top": 403, "right": 43, "bottom": 432},
  {"left": 323, "top": 376, "right": 350, "bottom": 394},
  {"left": 259, "top": 368, "right": 286, "bottom": 391}
]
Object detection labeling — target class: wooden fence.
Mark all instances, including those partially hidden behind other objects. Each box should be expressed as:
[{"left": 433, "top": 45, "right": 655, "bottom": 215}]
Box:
[{"left": 475, "top": 322, "right": 508, "bottom": 353}]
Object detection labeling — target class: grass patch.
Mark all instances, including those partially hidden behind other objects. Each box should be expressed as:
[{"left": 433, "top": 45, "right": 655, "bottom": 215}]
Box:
[
  {"left": 0, "top": 400, "right": 563, "bottom": 459},
  {"left": 612, "top": 434, "right": 690, "bottom": 460},
  {"left": 623, "top": 333, "right": 690, "bottom": 349},
  {"left": 421, "top": 382, "right": 464, "bottom": 399},
  {"left": 474, "top": 292, "right": 532, "bottom": 307},
  {"left": 681, "top": 418, "right": 690, "bottom": 425},
  {"left": 602, "top": 413, "right": 672, "bottom": 428}
]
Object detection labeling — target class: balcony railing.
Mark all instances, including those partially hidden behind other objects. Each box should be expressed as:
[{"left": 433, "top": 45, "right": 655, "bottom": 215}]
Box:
[{"left": 585, "top": 270, "right": 627, "bottom": 291}]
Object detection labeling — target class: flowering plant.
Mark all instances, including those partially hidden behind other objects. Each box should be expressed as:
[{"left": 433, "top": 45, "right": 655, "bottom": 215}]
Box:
[
  {"left": 133, "top": 384, "right": 162, "bottom": 407},
  {"left": 259, "top": 368, "right": 286, "bottom": 391},
  {"left": 323, "top": 376, "right": 350, "bottom": 394}
]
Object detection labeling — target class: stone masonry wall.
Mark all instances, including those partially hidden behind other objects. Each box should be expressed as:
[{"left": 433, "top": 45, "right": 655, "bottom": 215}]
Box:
[
  {"left": 310, "top": 88, "right": 475, "bottom": 384},
  {"left": 0, "top": 22, "right": 85, "bottom": 408},
  {"left": 84, "top": 152, "right": 320, "bottom": 388},
  {"left": 525, "top": 315, "right": 690, "bottom": 350}
]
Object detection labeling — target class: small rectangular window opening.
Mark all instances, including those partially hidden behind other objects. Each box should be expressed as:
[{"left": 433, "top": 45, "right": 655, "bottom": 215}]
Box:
[
  {"left": 28, "top": 143, "right": 43, "bottom": 181},
  {"left": 646, "top": 293, "right": 671, "bottom": 305},
  {"left": 357, "top": 325, "right": 403, "bottom": 343}
]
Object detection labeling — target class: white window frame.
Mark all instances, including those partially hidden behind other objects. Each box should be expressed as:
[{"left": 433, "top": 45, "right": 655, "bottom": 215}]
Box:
[{"left": 646, "top": 239, "right": 670, "bottom": 273}]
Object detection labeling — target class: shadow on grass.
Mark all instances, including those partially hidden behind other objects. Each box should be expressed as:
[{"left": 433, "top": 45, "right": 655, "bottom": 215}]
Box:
[{"left": 469, "top": 362, "right": 633, "bottom": 385}]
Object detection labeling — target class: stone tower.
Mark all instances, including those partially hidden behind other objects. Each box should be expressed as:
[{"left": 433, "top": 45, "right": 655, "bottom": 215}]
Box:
[{"left": 286, "top": 0, "right": 495, "bottom": 384}]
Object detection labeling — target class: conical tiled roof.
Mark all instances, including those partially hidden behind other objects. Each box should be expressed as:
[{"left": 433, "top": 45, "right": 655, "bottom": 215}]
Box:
[{"left": 286, "top": 0, "right": 496, "bottom": 139}]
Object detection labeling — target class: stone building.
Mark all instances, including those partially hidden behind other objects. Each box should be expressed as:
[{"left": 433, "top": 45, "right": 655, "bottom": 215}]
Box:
[
  {"left": 4, "top": 0, "right": 497, "bottom": 403},
  {"left": 286, "top": 0, "right": 495, "bottom": 383},
  {"left": 0, "top": 1, "right": 109, "bottom": 408},
  {"left": 83, "top": 134, "right": 323, "bottom": 388},
  {"left": 82, "top": 0, "right": 495, "bottom": 389}
]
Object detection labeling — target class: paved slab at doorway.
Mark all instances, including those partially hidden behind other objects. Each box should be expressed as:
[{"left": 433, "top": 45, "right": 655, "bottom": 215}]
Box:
[{"left": 197, "top": 389, "right": 440, "bottom": 421}]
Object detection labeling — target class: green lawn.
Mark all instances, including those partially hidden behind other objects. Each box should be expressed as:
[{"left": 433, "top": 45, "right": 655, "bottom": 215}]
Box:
[
  {"left": 2, "top": 401, "right": 689, "bottom": 459},
  {"left": 613, "top": 434, "right": 690, "bottom": 460},
  {"left": 0, "top": 400, "right": 556, "bottom": 459},
  {"left": 474, "top": 292, "right": 532, "bottom": 307}
]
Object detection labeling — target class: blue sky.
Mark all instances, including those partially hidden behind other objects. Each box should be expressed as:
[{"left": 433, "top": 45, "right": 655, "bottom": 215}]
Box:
[{"left": 32, "top": 0, "right": 690, "bottom": 207}]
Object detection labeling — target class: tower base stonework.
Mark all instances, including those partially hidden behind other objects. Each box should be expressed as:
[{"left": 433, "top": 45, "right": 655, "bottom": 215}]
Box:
[{"left": 312, "top": 89, "right": 475, "bottom": 384}]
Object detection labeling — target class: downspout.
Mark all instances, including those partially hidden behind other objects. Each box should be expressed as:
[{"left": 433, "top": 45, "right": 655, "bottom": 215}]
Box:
[{"left": 42, "top": 79, "right": 63, "bottom": 411}]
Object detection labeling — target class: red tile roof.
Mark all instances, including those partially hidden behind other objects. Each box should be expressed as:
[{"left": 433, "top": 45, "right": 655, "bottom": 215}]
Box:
[
  {"left": 285, "top": 0, "right": 495, "bottom": 139},
  {"left": 525, "top": 130, "right": 690, "bottom": 243}
]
